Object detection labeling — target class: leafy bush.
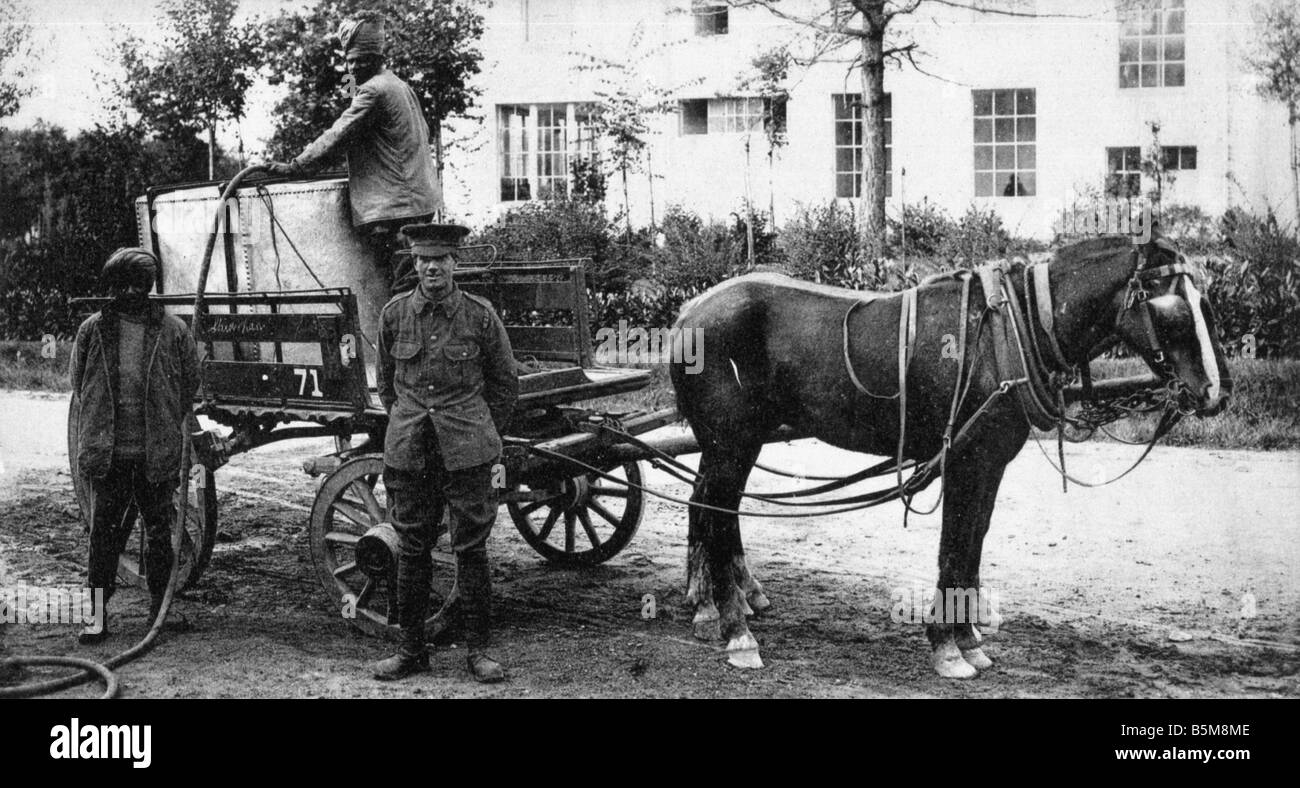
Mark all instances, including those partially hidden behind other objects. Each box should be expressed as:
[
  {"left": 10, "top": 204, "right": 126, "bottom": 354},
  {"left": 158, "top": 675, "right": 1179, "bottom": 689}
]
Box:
[{"left": 1203, "top": 209, "right": 1300, "bottom": 358}]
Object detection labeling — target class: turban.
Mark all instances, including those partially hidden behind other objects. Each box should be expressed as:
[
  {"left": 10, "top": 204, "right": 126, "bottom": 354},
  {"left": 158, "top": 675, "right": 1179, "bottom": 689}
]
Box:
[
  {"left": 101, "top": 247, "right": 158, "bottom": 290},
  {"left": 337, "top": 18, "right": 385, "bottom": 57}
]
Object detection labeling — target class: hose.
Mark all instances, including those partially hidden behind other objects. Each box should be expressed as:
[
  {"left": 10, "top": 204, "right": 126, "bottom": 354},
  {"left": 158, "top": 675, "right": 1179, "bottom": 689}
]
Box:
[{"left": 0, "top": 165, "right": 268, "bottom": 698}]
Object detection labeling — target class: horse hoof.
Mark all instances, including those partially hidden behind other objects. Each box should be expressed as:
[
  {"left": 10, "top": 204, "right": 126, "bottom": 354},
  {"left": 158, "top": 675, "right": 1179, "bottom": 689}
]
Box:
[
  {"left": 747, "top": 590, "right": 771, "bottom": 612},
  {"left": 737, "top": 593, "right": 754, "bottom": 617},
  {"left": 931, "top": 643, "right": 977, "bottom": 679},
  {"left": 726, "top": 633, "right": 763, "bottom": 669},
  {"left": 692, "top": 614, "right": 721, "bottom": 642},
  {"left": 960, "top": 647, "right": 993, "bottom": 670}
]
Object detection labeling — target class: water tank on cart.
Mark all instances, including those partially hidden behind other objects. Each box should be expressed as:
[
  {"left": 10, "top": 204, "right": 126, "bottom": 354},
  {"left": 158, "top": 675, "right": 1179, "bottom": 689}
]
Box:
[{"left": 135, "top": 175, "right": 392, "bottom": 386}]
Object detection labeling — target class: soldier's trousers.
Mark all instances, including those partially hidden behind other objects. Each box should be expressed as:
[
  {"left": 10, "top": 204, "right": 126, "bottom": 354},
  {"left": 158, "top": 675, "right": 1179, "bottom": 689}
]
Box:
[
  {"left": 87, "top": 458, "right": 176, "bottom": 606},
  {"left": 384, "top": 458, "right": 498, "bottom": 655}
]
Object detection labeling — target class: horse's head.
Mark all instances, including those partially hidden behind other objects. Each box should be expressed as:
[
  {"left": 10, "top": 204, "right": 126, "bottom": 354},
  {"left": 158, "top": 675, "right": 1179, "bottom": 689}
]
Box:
[{"left": 1111, "top": 232, "right": 1231, "bottom": 416}]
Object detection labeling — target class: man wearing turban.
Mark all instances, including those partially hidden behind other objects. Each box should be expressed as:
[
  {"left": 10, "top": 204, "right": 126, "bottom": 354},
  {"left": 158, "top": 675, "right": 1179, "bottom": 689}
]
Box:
[
  {"left": 269, "top": 17, "right": 442, "bottom": 292},
  {"left": 68, "top": 248, "right": 202, "bottom": 644}
]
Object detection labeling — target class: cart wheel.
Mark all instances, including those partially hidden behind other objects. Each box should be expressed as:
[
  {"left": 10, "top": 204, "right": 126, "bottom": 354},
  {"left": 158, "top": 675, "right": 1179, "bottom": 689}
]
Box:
[
  {"left": 67, "top": 398, "right": 216, "bottom": 591},
  {"left": 508, "top": 461, "right": 644, "bottom": 567},
  {"left": 308, "top": 455, "right": 456, "bottom": 640}
]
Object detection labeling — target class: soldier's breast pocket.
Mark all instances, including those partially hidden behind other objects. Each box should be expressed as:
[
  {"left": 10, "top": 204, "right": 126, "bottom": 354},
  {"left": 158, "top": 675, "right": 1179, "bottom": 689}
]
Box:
[
  {"left": 389, "top": 338, "right": 425, "bottom": 385},
  {"left": 442, "top": 342, "right": 482, "bottom": 386}
]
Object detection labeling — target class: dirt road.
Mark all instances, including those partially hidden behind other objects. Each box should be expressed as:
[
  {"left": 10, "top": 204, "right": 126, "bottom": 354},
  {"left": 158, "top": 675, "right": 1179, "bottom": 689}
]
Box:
[{"left": 2, "top": 391, "right": 1297, "bottom": 698}]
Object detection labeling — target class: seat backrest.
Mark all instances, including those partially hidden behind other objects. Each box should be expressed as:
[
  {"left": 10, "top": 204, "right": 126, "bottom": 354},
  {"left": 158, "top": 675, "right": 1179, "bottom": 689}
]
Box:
[{"left": 454, "top": 261, "right": 593, "bottom": 367}]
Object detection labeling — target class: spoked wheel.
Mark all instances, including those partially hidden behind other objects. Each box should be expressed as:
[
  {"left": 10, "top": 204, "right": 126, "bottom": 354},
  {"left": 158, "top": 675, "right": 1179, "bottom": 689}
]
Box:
[
  {"left": 308, "top": 455, "right": 456, "bottom": 640},
  {"left": 508, "top": 461, "right": 644, "bottom": 566},
  {"left": 67, "top": 399, "right": 217, "bottom": 591}
]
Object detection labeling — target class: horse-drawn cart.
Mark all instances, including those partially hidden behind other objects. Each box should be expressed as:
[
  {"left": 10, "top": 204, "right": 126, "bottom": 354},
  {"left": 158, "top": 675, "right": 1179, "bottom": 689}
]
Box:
[{"left": 67, "top": 171, "right": 687, "bottom": 639}]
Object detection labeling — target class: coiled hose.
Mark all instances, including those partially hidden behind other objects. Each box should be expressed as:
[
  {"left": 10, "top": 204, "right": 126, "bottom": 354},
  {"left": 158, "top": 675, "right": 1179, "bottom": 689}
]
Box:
[{"left": 0, "top": 165, "right": 268, "bottom": 698}]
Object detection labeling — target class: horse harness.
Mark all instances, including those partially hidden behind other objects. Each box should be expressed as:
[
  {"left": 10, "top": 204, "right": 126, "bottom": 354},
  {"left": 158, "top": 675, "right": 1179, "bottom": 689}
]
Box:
[{"left": 841, "top": 242, "right": 1204, "bottom": 504}]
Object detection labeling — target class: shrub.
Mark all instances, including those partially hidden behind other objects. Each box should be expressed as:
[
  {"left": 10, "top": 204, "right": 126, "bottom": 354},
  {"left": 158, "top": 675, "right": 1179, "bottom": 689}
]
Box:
[{"left": 1205, "top": 208, "right": 1300, "bottom": 358}]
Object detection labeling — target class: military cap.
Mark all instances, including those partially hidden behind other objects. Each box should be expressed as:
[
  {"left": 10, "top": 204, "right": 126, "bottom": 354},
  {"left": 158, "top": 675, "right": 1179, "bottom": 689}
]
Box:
[{"left": 402, "top": 223, "right": 471, "bottom": 258}]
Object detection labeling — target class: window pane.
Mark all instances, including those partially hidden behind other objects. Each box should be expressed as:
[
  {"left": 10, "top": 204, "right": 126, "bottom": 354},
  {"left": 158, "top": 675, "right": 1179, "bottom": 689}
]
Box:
[
  {"left": 836, "top": 148, "right": 856, "bottom": 172},
  {"left": 884, "top": 121, "right": 892, "bottom": 146},
  {"left": 836, "top": 174, "right": 858, "bottom": 198},
  {"left": 1164, "top": 63, "right": 1184, "bottom": 86},
  {"left": 974, "top": 118, "right": 992, "bottom": 143},
  {"left": 1016, "top": 117, "right": 1036, "bottom": 142},
  {"left": 975, "top": 171, "right": 994, "bottom": 196},
  {"left": 1108, "top": 147, "right": 1124, "bottom": 172},
  {"left": 1018, "top": 172, "right": 1036, "bottom": 196},
  {"left": 1017, "top": 145, "right": 1036, "bottom": 169},
  {"left": 1141, "top": 38, "right": 1159, "bottom": 62},
  {"left": 835, "top": 122, "right": 855, "bottom": 147},
  {"left": 1181, "top": 146, "right": 1196, "bottom": 169},
  {"left": 974, "top": 145, "right": 993, "bottom": 170},
  {"left": 885, "top": 148, "right": 892, "bottom": 174},
  {"left": 1166, "top": 10, "right": 1183, "bottom": 34},
  {"left": 1161, "top": 146, "right": 1178, "bottom": 169},
  {"left": 681, "top": 99, "right": 708, "bottom": 134},
  {"left": 1123, "top": 147, "right": 1140, "bottom": 169},
  {"left": 1164, "top": 38, "right": 1184, "bottom": 61},
  {"left": 1141, "top": 10, "right": 1159, "bottom": 35},
  {"left": 1016, "top": 89, "right": 1035, "bottom": 115},
  {"left": 1120, "top": 38, "right": 1139, "bottom": 63},
  {"left": 995, "top": 117, "right": 1015, "bottom": 141},
  {"left": 994, "top": 89, "right": 1015, "bottom": 115},
  {"left": 995, "top": 144, "right": 1016, "bottom": 169},
  {"left": 1140, "top": 64, "right": 1159, "bottom": 86},
  {"left": 973, "top": 90, "right": 992, "bottom": 116},
  {"left": 1120, "top": 64, "right": 1140, "bottom": 88},
  {"left": 998, "top": 173, "right": 1020, "bottom": 196}
]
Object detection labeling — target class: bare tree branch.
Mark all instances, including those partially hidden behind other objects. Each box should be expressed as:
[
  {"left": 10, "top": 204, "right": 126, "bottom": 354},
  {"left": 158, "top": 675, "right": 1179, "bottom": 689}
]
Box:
[{"left": 923, "top": 0, "right": 1095, "bottom": 19}]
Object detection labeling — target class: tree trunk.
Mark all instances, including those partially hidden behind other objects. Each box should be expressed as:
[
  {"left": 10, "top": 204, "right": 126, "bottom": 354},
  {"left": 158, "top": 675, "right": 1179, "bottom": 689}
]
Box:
[
  {"left": 858, "top": 14, "right": 888, "bottom": 260},
  {"left": 207, "top": 123, "right": 216, "bottom": 181},
  {"left": 1290, "top": 103, "right": 1299, "bottom": 233},
  {"left": 432, "top": 115, "right": 446, "bottom": 221}
]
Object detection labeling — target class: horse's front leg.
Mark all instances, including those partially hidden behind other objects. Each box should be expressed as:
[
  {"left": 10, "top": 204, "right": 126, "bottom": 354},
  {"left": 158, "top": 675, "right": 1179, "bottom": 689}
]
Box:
[{"left": 929, "top": 456, "right": 1010, "bottom": 679}]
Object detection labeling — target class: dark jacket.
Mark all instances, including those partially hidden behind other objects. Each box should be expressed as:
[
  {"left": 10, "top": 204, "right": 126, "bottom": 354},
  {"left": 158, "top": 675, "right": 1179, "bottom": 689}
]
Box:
[
  {"left": 292, "top": 68, "right": 442, "bottom": 227},
  {"left": 378, "top": 285, "right": 518, "bottom": 472},
  {"left": 69, "top": 302, "right": 201, "bottom": 484}
]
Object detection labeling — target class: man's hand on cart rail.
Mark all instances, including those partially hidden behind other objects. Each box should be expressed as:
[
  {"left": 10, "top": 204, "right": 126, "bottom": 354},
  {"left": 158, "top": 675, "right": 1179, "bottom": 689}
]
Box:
[{"left": 265, "top": 161, "right": 300, "bottom": 176}]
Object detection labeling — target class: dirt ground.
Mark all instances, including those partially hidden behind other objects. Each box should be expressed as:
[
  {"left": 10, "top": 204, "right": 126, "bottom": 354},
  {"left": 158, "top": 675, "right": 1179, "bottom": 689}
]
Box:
[{"left": 2, "top": 391, "right": 1297, "bottom": 698}]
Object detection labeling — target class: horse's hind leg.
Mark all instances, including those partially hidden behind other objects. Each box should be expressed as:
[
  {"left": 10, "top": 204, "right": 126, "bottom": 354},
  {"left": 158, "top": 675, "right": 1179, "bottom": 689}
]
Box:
[{"left": 929, "top": 456, "right": 1010, "bottom": 678}]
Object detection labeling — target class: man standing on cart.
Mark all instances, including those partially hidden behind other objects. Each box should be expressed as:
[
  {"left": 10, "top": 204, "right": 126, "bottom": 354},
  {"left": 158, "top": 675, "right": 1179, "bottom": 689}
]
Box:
[
  {"left": 267, "top": 15, "right": 440, "bottom": 293},
  {"left": 375, "top": 223, "right": 518, "bottom": 683}
]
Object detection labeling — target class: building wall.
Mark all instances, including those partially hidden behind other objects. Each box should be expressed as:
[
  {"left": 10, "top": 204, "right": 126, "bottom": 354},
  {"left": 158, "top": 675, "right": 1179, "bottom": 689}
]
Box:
[{"left": 441, "top": 0, "right": 1297, "bottom": 238}]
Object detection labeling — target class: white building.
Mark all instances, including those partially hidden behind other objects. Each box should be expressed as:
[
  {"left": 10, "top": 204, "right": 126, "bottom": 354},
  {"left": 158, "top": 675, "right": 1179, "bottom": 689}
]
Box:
[{"left": 440, "top": 0, "right": 1297, "bottom": 240}]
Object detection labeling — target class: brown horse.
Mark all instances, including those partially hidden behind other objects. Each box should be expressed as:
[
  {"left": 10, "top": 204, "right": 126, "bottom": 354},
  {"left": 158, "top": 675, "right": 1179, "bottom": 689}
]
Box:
[{"left": 668, "top": 231, "right": 1230, "bottom": 678}]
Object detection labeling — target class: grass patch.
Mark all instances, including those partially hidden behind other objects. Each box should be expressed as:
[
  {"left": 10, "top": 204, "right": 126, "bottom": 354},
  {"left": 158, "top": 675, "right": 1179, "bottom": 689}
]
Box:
[
  {"left": 1078, "top": 357, "right": 1300, "bottom": 451},
  {"left": 0, "top": 340, "right": 73, "bottom": 392}
]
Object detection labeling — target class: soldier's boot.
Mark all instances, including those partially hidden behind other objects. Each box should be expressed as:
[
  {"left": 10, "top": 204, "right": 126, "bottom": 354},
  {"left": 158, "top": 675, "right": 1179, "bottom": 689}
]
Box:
[
  {"left": 375, "top": 551, "right": 432, "bottom": 681},
  {"left": 459, "top": 555, "right": 504, "bottom": 684}
]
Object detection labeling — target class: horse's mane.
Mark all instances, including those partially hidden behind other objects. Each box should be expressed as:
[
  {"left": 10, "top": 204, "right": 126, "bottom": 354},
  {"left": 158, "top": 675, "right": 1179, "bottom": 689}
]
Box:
[{"left": 1052, "top": 235, "right": 1136, "bottom": 276}]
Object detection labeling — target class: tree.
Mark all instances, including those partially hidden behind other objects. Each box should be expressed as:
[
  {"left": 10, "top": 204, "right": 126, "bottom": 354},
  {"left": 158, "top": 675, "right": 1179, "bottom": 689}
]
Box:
[
  {"left": 261, "top": 0, "right": 486, "bottom": 204},
  {"left": 723, "top": 0, "right": 1085, "bottom": 256},
  {"left": 114, "top": 0, "right": 262, "bottom": 179},
  {"left": 0, "top": 0, "right": 36, "bottom": 120},
  {"left": 1247, "top": 0, "right": 1300, "bottom": 230}
]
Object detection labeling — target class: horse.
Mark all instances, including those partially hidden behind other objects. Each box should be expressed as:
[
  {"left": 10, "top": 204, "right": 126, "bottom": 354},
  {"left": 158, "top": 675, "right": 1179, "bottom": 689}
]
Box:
[{"left": 667, "top": 230, "right": 1231, "bottom": 678}]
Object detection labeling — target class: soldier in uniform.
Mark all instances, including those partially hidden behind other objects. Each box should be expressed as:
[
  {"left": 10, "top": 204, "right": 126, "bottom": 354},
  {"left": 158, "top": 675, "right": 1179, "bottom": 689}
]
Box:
[
  {"left": 268, "top": 15, "right": 441, "bottom": 293},
  {"left": 374, "top": 223, "right": 518, "bottom": 683}
]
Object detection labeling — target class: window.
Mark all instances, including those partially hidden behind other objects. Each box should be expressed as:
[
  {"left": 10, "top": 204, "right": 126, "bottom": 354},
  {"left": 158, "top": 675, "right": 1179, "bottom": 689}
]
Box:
[
  {"left": 833, "top": 93, "right": 892, "bottom": 198},
  {"left": 1106, "top": 146, "right": 1142, "bottom": 197},
  {"left": 693, "top": 1, "right": 728, "bottom": 36},
  {"left": 1119, "top": 0, "right": 1184, "bottom": 88},
  {"left": 497, "top": 103, "right": 598, "bottom": 202},
  {"left": 678, "top": 97, "right": 779, "bottom": 135},
  {"left": 973, "top": 88, "right": 1035, "bottom": 197},
  {"left": 1161, "top": 145, "right": 1196, "bottom": 170}
]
